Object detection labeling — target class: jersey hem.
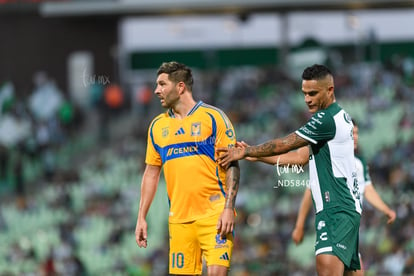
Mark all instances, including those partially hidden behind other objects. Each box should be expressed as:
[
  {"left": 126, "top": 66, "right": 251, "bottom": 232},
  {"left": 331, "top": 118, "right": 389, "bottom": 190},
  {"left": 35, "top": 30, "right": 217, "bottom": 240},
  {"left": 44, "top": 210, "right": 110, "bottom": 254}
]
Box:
[{"left": 168, "top": 209, "right": 223, "bottom": 224}]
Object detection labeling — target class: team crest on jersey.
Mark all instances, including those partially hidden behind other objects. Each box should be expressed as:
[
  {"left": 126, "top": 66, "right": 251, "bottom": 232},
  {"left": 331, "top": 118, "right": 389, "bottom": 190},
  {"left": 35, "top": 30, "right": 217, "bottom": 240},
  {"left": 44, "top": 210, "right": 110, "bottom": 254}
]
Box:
[
  {"left": 191, "top": 122, "right": 201, "bottom": 136},
  {"left": 162, "top": 127, "right": 169, "bottom": 138},
  {"left": 343, "top": 112, "right": 352, "bottom": 124}
]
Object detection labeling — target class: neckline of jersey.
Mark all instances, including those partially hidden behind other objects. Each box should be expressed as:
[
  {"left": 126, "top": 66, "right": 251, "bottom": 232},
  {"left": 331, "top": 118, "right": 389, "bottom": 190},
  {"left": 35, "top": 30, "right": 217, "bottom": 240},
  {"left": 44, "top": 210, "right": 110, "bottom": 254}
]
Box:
[{"left": 168, "top": 100, "right": 203, "bottom": 118}]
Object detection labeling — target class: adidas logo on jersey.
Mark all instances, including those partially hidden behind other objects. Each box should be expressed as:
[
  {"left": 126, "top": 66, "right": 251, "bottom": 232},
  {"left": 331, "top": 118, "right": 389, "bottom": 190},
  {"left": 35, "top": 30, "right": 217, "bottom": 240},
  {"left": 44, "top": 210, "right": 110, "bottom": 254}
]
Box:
[
  {"left": 175, "top": 127, "right": 185, "bottom": 135},
  {"left": 219, "top": 252, "right": 230, "bottom": 260}
]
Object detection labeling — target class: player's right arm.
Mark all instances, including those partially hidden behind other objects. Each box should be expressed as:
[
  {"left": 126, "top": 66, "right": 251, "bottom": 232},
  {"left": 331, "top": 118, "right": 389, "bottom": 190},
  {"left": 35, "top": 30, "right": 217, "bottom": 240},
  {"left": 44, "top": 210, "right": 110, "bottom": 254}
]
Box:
[
  {"left": 135, "top": 164, "right": 162, "bottom": 248},
  {"left": 292, "top": 188, "right": 312, "bottom": 245},
  {"left": 236, "top": 141, "right": 309, "bottom": 166},
  {"left": 217, "top": 132, "right": 309, "bottom": 167}
]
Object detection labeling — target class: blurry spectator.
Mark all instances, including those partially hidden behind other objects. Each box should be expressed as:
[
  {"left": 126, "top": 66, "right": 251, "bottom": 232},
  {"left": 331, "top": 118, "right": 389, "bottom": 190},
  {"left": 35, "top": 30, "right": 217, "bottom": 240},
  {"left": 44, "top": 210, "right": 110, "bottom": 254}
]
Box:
[
  {"left": 134, "top": 83, "right": 153, "bottom": 135},
  {"left": 0, "top": 84, "right": 32, "bottom": 208},
  {"left": 58, "top": 100, "right": 75, "bottom": 133},
  {"left": 28, "top": 72, "right": 63, "bottom": 123},
  {"left": 42, "top": 249, "right": 56, "bottom": 276},
  {"left": 57, "top": 96, "right": 84, "bottom": 140},
  {"left": 87, "top": 83, "right": 107, "bottom": 142},
  {"left": 27, "top": 71, "right": 66, "bottom": 180},
  {"left": 0, "top": 81, "right": 14, "bottom": 114},
  {"left": 382, "top": 245, "right": 408, "bottom": 275},
  {"left": 99, "top": 83, "right": 125, "bottom": 142},
  {"left": 135, "top": 83, "right": 153, "bottom": 115},
  {"left": 103, "top": 83, "right": 124, "bottom": 112},
  {"left": 89, "top": 83, "right": 104, "bottom": 109}
]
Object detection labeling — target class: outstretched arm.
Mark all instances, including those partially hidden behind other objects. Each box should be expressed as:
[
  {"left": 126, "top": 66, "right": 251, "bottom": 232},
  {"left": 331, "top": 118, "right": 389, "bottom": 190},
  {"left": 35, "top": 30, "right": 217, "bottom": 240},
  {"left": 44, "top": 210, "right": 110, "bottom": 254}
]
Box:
[
  {"left": 236, "top": 141, "right": 310, "bottom": 166},
  {"left": 217, "top": 133, "right": 309, "bottom": 167},
  {"left": 292, "top": 188, "right": 313, "bottom": 245},
  {"left": 135, "top": 164, "right": 162, "bottom": 248},
  {"left": 364, "top": 184, "right": 396, "bottom": 224},
  {"left": 217, "top": 161, "right": 240, "bottom": 238}
]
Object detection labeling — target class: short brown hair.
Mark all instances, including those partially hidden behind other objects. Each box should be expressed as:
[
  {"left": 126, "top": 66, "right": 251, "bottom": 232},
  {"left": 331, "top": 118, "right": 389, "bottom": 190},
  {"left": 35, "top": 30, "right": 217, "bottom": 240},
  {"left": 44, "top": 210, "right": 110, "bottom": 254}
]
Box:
[{"left": 157, "top": 61, "right": 193, "bottom": 91}]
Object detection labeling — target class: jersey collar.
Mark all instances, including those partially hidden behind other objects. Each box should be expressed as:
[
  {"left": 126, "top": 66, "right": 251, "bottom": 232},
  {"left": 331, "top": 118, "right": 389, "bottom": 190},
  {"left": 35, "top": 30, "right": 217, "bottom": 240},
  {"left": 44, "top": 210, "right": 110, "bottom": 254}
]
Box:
[{"left": 168, "top": 101, "right": 203, "bottom": 118}]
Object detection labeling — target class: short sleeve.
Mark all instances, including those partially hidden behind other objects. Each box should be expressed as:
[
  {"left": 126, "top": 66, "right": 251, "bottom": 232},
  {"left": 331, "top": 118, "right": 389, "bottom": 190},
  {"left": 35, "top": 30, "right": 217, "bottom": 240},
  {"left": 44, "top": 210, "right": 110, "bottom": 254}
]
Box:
[
  {"left": 145, "top": 118, "right": 162, "bottom": 166},
  {"left": 295, "top": 111, "right": 335, "bottom": 144},
  {"left": 214, "top": 110, "right": 236, "bottom": 149}
]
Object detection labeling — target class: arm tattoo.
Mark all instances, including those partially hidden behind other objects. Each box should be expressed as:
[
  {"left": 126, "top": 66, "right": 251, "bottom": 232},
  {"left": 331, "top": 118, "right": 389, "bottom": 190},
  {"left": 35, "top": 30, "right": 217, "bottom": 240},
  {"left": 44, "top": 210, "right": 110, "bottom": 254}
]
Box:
[
  {"left": 224, "top": 161, "right": 240, "bottom": 209},
  {"left": 281, "top": 133, "right": 308, "bottom": 149},
  {"left": 245, "top": 140, "right": 277, "bottom": 157},
  {"left": 246, "top": 133, "right": 308, "bottom": 157}
]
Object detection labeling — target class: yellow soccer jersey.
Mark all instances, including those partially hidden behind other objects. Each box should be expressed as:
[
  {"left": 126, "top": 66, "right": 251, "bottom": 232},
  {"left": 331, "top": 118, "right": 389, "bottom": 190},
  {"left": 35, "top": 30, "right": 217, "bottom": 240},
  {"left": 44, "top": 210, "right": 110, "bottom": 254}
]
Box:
[{"left": 145, "top": 101, "right": 236, "bottom": 223}]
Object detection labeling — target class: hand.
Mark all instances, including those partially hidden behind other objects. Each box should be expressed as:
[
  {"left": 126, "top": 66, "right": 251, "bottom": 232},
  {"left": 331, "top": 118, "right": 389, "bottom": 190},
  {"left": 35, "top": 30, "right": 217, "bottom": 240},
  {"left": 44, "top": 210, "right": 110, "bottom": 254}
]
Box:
[
  {"left": 236, "top": 141, "right": 258, "bottom": 162},
  {"left": 217, "top": 208, "right": 235, "bottom": 238},
  {"left": 135, "top": 219, "right": 148, "bottom": 248},
  {"left": 385, "top": 209, "right": 397, "bottom": 224},
  {"left": 291, "top": 226, "right": 304, "bottom": 245},
  {"left": 216, "top": 146, "right": 245, "bottom": 167}
]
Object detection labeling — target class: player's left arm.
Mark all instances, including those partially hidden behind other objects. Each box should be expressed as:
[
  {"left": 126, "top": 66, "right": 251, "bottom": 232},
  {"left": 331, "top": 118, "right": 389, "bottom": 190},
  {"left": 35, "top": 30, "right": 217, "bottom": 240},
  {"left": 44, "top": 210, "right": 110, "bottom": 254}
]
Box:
[
  {"left": 217, "top": 161, "right": 240, "bottom": 238},
  {"left": 364, "top": 184, "right": 396, "bottom": 224},
  {"left": 213, "top": 109, "right": 240, "bottom": 237}
]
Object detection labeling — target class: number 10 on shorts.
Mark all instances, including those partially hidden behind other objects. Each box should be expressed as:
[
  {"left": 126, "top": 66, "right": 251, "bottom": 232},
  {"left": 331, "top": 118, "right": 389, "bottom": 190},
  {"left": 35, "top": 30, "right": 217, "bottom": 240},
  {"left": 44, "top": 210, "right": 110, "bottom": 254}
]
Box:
[{"left": 171, "top": 252, "right": 184, "bottom": 269}]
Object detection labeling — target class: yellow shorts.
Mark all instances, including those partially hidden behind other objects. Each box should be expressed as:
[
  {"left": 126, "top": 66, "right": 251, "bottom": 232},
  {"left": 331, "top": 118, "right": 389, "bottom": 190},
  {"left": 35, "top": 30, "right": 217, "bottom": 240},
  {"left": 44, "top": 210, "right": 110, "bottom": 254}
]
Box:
[{"left": 169, "top": 213, "right": 234, "bottom": 275}]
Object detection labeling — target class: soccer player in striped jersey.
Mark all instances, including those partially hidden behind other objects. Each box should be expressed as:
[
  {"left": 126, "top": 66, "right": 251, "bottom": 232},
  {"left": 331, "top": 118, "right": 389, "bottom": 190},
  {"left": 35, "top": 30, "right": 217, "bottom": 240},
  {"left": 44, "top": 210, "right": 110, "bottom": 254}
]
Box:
[
  {"left": 135, "top": 61, "right": 240, "bottom": 276},
  {"left": 218, "top": 64, "right": 361, "bottom": 275}
]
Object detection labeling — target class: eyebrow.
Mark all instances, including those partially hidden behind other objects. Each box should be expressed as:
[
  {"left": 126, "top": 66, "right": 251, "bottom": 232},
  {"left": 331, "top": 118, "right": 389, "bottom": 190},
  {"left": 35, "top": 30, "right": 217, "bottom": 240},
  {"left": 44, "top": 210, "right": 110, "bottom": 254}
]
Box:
[{"left": 302, "top": 90, "right": 318, "bottom": 94}]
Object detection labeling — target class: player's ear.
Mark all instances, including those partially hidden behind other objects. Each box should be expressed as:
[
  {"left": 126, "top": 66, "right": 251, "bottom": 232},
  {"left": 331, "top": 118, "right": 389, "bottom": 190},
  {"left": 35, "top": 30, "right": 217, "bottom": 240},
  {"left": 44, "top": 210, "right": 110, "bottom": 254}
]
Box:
[{"left": 177, "top": 81, "right": 186, "bottom": 94}]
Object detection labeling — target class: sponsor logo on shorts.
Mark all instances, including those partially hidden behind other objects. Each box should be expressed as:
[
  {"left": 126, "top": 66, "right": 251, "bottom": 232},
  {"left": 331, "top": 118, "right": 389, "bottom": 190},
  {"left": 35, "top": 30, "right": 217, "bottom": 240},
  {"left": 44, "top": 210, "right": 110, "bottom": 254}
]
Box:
[
  {"left": 216, "top": 234, "right": 226, "bottom": 245},
  {"left": 336, "top": 243, "right": 347, "bottom": 250},
  {"left": 215, "top": 234, "right": 229, "bottom": 249}
]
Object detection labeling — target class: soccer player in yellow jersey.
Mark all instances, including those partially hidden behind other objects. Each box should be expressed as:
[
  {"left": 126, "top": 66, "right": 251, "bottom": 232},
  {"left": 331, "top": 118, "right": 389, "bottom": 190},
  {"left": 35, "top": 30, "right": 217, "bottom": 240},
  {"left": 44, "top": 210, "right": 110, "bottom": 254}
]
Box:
[{"left": 135, "top": 61, "right": 240, "bottom": 276}]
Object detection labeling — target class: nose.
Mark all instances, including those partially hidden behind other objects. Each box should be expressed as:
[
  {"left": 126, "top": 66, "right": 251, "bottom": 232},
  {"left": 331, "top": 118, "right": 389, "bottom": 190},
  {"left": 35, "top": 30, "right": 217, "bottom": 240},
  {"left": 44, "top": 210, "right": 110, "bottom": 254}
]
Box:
[
  {"left": 304, "top": 94, "right": 311, "bottom": 104},
  {"left": 154, "top": 85, "right": 161, "bottom": 95}
]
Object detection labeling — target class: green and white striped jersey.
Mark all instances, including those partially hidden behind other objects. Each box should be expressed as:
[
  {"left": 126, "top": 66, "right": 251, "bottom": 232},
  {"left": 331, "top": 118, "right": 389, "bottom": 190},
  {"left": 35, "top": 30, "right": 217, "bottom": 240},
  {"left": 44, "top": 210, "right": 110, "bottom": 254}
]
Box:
[{"left": 296, "top": 102, "right": 362, "bottom": 214}]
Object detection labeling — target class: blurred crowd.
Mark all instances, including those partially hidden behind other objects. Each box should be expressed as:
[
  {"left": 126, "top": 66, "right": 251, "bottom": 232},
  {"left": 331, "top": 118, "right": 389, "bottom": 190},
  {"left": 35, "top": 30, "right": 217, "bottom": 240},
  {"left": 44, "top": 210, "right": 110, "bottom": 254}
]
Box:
[
  {"left": 0, "top": 72, "right": 78, "bottom": 208},
  {"left": 0, "top": 57, "right": 413, "bottom": 275}
]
